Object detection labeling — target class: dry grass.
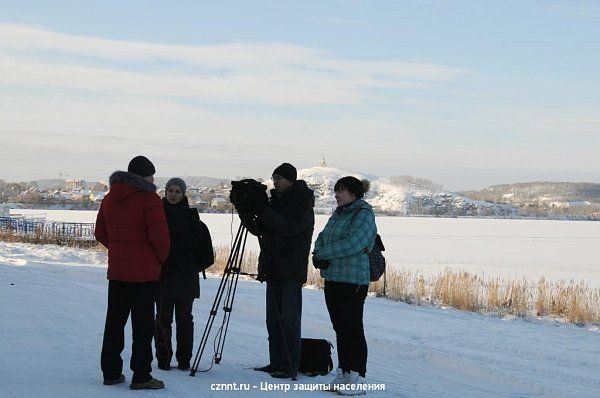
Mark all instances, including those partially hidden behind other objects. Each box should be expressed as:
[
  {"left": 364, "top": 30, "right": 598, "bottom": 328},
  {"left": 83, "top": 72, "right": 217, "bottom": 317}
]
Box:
[
  {"left": 391, "top": 269, "right": 600, "bottom": 324},
  {"left": 487, "top": 278, "right": 501, "bottom": 310},
  {"left": 208, "top": 246, "right": 600, "bottom": 324},
  {"left": 0, "top": 229, "right": 100, "bottom": 249},
  {"left": 2, "top": 233, "right": 599, "bottom": 325},
  {"left": 432, "top": 270, "right": 483, "bottom": 312},
  {"left": 367, "top": 265, "right": 599, "bottom": 324},
  {"left": 306, "top": 267, "right": 324, "bottom": 289},
  {"left": 536, "top": 279, "right": 600, "bottom": 324},
  {"left": 209, "top": 244, "right": 259, "bottom": 276}
]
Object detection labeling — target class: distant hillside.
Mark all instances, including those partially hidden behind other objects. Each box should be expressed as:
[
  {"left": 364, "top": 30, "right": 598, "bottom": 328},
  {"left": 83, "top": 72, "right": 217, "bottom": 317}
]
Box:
[
  {"left": 460, "top": 182, "right": 600, "bottom": 220},
  {"left": 6, "top": 173, "right": 599, "bottom": 220},
  {"left": 295, "top": 166, "right": 515, "bottom": 217}
]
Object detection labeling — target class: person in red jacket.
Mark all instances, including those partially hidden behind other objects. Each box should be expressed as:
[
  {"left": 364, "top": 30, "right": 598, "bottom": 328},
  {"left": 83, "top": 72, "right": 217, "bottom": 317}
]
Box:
[{"left": 95, "top": 155, "right": 170, "bottom": 390}]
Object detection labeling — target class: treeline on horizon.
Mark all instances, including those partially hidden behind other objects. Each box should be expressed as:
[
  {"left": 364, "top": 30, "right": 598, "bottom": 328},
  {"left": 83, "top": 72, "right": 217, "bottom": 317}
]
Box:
[
  {"left": 459, "top": 182, "right": 600, "bottom": 220},
  {"left": 462, "top": 182, "right": 600, "bottom": 202}
]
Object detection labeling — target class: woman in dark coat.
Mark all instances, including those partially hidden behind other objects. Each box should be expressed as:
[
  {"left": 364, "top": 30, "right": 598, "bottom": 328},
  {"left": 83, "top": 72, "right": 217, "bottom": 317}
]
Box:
[{"left": 155, "top": 178, "right": 214, "bottom": 371}]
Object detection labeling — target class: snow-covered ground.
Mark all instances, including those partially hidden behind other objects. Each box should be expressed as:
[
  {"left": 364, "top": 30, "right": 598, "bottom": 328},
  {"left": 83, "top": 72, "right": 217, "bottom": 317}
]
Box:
[
  {"left": 11, "top": 210, "right": 600, "bottom": 287},
  {"left": 1, "top": 241, "right": 599, "bottom": 397}
]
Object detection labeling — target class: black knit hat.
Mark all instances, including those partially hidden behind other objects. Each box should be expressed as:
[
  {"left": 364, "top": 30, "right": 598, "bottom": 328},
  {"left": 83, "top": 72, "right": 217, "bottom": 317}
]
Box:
[
  {"left": 128, "top": 156, "right": 156, "bottom": 177},
  {"left": 334, "top": 176, "right": 370, "bottom": 199},
  {"left": 272, "top": 163, "right": 297, "bottom": 182}
]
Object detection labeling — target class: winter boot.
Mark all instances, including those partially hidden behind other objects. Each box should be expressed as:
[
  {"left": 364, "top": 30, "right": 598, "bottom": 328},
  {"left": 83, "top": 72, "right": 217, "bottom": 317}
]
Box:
[
  {"left": 326, "top": 368, "right": 345, "bottom": 391},
  {"left": 103, "top": 374, "right": 125, "bottom": 386},
  {"left": 253, "top": 364, "right": 276, "bottom": 373},
  {"left": 270, "top": 369, "right": 292, "bottom": 379},
  {"left": 129, "top": 378, "right": 165, "bottom": 390},
  {"left": 337, "top": 371, "right": 366, "bottom": 396}
]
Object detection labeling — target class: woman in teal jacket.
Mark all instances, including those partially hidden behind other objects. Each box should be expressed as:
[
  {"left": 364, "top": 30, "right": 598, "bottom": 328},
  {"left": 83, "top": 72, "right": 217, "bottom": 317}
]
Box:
[{"left": 312, "top": 176, "right": 376, "bottom": 395}]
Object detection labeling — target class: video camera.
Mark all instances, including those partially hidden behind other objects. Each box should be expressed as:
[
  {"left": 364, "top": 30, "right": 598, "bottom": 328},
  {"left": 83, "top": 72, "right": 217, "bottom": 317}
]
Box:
[{"left": 229, "top": 179, "right": 268, "bottom": 215}]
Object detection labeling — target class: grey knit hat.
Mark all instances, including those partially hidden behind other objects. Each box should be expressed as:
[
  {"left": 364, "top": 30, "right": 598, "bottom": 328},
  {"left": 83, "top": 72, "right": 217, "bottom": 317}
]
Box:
[{"left": 165, "top": 177, "right": 186, "bottom": 193}]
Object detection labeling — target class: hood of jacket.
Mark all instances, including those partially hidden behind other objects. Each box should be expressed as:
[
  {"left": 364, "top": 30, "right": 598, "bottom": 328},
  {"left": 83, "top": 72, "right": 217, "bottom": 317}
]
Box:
[{"left": 108, "top": 171, "right": 157, "bottom": 202}]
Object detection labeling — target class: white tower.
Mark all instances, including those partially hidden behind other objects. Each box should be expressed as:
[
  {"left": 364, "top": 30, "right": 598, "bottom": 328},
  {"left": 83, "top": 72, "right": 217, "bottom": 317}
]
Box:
[{"left": 320, "top": 156, "right": 328, "bottom": 167}]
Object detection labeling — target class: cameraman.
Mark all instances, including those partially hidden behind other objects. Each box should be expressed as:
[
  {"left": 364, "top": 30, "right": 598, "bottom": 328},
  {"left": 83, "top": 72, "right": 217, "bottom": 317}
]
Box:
[{"left": 242, "top": 163, "right": 315, "bottom": 380}]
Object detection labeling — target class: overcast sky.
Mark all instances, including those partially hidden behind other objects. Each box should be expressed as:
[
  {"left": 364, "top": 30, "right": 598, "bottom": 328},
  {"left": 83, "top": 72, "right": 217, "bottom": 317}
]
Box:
[{"left": 0, "top": 1, "right": 598, "bottom": 190}]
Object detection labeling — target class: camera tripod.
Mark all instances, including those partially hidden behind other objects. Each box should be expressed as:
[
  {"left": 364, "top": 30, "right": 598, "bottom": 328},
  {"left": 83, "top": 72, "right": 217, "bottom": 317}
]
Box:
[
  {"left": 189, "top": 220, "right": 296, "bottom": 380},
  {"left": 189, "top": 222, "right": 248, "bottom": 376}
]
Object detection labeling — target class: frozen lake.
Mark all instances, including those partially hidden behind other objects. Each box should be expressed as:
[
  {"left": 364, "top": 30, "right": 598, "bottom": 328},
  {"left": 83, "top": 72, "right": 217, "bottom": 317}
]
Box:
[{"left": 11, "top": 209, "right": 600, "bottom": 287}]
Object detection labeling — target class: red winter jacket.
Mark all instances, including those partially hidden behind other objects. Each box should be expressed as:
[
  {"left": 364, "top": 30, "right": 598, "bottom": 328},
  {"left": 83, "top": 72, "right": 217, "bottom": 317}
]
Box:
[{"left": 95, "top": 171, "right": 170, "bottom": 282}]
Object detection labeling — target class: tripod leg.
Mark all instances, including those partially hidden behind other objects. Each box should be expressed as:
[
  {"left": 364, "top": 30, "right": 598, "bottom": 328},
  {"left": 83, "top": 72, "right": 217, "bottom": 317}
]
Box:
[
  {"left": 189, "top": 267, "right": 231, "bottom": 375},
  {"left": 214, "top": 228, "right": 248, "bottom": 362},
  {"left": 190, "top": 224, "right": 245, "bottom": 376}
]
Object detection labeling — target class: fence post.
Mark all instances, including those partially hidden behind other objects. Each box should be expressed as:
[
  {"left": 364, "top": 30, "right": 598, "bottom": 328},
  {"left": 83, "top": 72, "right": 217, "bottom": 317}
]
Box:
[{"left": 383, "top": 272, "right": 387, "bottom": 297}]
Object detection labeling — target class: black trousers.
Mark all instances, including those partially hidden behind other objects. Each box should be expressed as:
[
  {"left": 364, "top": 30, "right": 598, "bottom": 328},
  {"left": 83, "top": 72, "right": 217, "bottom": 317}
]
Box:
[
  {"left": 155, "top": 296, "right": 194, "bottom": 366},
  {"left": 101, "top": 280, "right": 157, "bottom": 383},
  {"left": 266, "top": 280, "right": 303, "bottom": 375},
  {"left": 324, "top": 280, "right": 368, "bottom": 377}
]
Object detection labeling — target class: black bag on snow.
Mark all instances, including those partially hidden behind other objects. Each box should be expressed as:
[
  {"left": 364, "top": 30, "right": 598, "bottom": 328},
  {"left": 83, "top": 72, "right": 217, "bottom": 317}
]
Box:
[{"left": 298, "top": 338, "right": 334, "bottom": 377}]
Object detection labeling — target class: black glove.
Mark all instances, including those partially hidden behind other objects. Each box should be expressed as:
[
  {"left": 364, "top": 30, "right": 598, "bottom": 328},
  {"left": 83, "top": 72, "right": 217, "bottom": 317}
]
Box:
[{"left": 312, "top": 254, "right": 329, "bottom": 270}]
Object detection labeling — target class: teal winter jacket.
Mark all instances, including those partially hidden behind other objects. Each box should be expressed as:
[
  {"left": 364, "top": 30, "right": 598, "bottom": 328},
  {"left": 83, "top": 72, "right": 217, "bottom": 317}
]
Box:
[{"left": 313, "top": 199, "right": 377, "bottom": 286}]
